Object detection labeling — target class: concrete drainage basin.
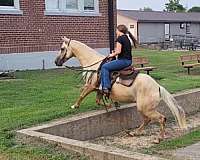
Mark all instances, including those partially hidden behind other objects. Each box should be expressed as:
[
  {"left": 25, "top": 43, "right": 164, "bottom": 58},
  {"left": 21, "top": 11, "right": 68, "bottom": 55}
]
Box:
[{"left": 17, "top": 88, "right": 200, "bottom": 160}]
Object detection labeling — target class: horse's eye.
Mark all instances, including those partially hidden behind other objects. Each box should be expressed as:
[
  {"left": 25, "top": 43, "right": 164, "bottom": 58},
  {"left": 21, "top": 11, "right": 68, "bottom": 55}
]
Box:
[{"left": 61, "top": 48, "right": 65, "bottom": 51}]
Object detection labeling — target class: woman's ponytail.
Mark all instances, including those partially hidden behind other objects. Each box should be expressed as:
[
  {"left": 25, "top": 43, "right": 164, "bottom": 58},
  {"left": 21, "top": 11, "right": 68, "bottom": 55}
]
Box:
[
  {"left": 127, "top": 31, "right": 137, "bottom": 48},
  {"left": 117, "top": 24, "right": 138, "bottom": 48}
]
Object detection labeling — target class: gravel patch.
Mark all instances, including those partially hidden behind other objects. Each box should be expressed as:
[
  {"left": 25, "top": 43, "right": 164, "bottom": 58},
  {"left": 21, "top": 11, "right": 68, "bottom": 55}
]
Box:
[{"left": 89, "top": 112, "right": 200, "bottom": 152}]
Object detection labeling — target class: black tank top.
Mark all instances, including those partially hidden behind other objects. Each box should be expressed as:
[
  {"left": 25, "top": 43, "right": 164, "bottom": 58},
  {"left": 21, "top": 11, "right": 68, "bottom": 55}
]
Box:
[{"left": 115, "top": 34, "right": 132, "bottom": 60}]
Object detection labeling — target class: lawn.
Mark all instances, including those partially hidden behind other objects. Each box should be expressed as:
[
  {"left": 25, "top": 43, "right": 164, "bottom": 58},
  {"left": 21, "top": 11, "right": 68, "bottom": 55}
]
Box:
[
  {"left": 0, "top": 49, "right": 200, "bottom": 159},
  {"left": 141, "top": 128, "right": 200, "bottom": 156},
  {"left": 134, "top": 49, "right": 200, "bottom": 92}
]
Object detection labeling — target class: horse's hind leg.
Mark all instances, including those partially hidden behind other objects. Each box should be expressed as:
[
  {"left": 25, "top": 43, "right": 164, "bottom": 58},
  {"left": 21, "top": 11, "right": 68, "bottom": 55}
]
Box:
[
  {"left": 136, "top": 94, "right": 166, "bottom": 142},
  {"left": 128, "top": 114, "right": 151, "bottom": 136},
  {"left": 146, "top": 110, "right": 166, "bottom": 143},
  {"left": 136, "top": 114, "right": 151, "bottom": 134}
]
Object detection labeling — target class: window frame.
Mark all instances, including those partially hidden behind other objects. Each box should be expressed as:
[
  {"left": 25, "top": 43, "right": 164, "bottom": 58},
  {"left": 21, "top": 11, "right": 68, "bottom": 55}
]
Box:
[
  {"left": 45, "top": 0, "right": 101, "bottom": 16},
  {"left": 186, "top": 22, "right": 191, "bottom": 34},
  {"left": 180, "top": 22, "right": 185, "bottom": 29},
  {"left": 0, "top": 0, "right": 23, "bottom": 15}
]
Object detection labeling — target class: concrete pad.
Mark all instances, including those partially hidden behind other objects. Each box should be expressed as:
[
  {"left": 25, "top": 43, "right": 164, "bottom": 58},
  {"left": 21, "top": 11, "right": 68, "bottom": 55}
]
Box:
[{"left": 175, "top": 142, "right": 200, "bottom": 160}]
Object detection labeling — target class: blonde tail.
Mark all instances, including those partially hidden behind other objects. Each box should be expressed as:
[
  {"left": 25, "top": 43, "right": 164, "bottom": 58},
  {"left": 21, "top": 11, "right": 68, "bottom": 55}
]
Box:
[{"left": 159, "top": 86, "right": 187, "bottom": 129}]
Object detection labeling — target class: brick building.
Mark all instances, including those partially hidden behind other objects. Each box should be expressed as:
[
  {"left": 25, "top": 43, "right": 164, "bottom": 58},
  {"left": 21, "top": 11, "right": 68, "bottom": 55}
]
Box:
[{"left": 0, "top": 0, "right": 116, "bottom": 70}]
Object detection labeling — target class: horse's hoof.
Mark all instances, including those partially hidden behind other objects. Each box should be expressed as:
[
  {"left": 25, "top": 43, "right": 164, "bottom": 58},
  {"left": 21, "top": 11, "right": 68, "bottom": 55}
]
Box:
[
  {"left": 132, "top": 132, "right": 141, "bottom": 136},
  {"left": 153, "top": 137, "right": 163, "bottom": 144},
  {"left": 71, "top": 105, "right": 79, "bottom": 109},
  {"left": 125, "top": 130, "right": 134, "bottom": 137},
  {"left": 153, "top": 138, "right": 160, "bottom": 144},
  {"left": 114, "top": 102, "right": 120, "bottom": 109},
  {"left": 130, "top": 130, "right": 145, "bottom": 136}
]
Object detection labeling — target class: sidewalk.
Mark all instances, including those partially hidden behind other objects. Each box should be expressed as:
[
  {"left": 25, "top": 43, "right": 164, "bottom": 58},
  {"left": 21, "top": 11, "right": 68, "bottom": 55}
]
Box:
[{"left": 175, "top": 142, "right": 200, "bottom": 160}]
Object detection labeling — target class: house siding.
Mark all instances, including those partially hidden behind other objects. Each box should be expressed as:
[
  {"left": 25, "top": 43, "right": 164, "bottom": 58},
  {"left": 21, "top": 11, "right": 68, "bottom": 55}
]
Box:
[
  {"left": 118, "top": 10, "right": 200, "bottom": 44},
  {"left": 170, "top": 23, "right": 200, "bottom": 37},
  {"left": 117, "top": 14, "right": 138, "bottom": 40},
  {"left": 138, "top": 23, "right": 164, "bottom": 43},
  {"left": 190, "top": 23, "right": 200, "bottom": 37},
  {"left": 138, "top": 22, "right": 200, "bottom": 44},
  {"left": 0, "top": 0, "right": 116, "bottom": 54}
]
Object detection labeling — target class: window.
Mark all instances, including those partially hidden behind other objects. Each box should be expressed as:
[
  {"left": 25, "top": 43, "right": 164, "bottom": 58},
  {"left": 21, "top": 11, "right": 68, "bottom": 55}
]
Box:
[
  {"left": 130, "top": 25, "right": 134, "bottom": 29},
  {"left": 0, "top": 0, "right": 14, "bottom": 6},
  {"left": 129, "top": 24, "right": 135, "bottom": 37},
  {"left": 186, "top": 23, "right": 191, "bottom": 34},
  {"left": 45, "top": 0, "right": 100, "bottom": 16},
  {"left": 84, "top": 0, "right": 94, "bottom": 11},
  {"left": 46, "top": 0, "right": 59, "bottom": 11},
  {"left": 0, "top": 0, "right": 22, "bottom": 15},
  {"left": 180, "top": 23, "right": 185, "bottom": 29},
  {"left": 66, "top": 0, "right": 78, "bottom": 10}
]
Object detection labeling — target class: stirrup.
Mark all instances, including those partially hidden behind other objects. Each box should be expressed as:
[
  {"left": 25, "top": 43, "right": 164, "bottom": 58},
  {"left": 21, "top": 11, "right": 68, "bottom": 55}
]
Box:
[{"left": 102, "top": 89, "right": 110, "bottom": 98}]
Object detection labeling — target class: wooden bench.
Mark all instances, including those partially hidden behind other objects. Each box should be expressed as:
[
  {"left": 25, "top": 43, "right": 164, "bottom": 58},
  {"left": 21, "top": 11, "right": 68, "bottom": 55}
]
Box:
[
  {"left": 180, "top": 54, "right": 200, "bottom": 74},
  {"left": 132, "top": 57, "right": 156, "bottom": 74},
  {"left": 0, "top": 70, "right": 15, "bottom": 79}
]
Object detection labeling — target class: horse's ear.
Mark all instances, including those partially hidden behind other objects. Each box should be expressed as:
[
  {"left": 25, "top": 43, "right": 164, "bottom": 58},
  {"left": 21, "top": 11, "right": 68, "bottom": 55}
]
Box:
[{"left": 61, "top": 36, "right": 70, "bottom": 42}]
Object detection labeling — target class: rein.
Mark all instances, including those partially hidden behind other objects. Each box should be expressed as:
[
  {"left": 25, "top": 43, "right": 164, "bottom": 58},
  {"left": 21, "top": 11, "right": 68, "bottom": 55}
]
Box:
[
  {"left": 82, "top": 58, "right": 105, "bottom": 69},
  {"left": 64, "top": 57, "right": 108, "bottom": 85},
  {"left": 65, "top": 66, "right": 97, "bottom": 72},
  {"left": 63, "top": 38, "right": 107, "bottom": 71},
  {"left": 65, "top": 57, "right": 106, "bottom": 72},
  {"left": 63, "top": 38, "right": 108, "bottom": 71}
]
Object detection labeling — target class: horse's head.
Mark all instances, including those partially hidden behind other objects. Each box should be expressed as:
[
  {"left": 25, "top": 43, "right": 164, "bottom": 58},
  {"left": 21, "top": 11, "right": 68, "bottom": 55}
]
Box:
[{"left": 55, "top": 37, "right": 74, "bottom": 66}]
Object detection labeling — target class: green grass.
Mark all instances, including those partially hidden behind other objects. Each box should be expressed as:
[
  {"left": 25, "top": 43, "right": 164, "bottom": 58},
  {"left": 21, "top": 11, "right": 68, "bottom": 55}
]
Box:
[
  {"left": 134, "top": 49, "right": 200, "bottom": 92},
  {"left": 141, "top": 129, "right": 200, "bottom": 155},
  {"left": 0, "top": 69, "right": 96, "bottom": 160},
  {"left": 0, "top": 49, "right": 200, "bottom": 159}
]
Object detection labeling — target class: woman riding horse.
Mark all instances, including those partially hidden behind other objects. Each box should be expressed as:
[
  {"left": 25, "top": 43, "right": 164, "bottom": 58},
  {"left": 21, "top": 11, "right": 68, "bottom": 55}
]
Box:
[
  {"left": 55, "top": 26, "right": 187, "bottom": 143},
  {"left": 100, "top": 25, "right": 137, "bottom": 95}
]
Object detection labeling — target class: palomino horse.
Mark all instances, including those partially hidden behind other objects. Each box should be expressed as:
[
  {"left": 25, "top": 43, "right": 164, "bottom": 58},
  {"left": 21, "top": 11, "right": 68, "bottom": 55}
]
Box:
[{"left": 55, "top": 37, "right": 187, "bottom": 142}]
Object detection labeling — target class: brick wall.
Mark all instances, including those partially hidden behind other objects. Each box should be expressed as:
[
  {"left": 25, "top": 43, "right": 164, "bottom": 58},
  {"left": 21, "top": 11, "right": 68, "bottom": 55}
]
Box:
[{"left": 0, "top": 0, "right": 116, "bottom": 54}]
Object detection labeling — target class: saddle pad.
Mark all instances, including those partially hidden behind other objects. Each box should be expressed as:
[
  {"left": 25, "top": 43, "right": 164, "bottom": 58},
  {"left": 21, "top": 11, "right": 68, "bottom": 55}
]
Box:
[{"left": 116, "top": 70, "right": 139, "bottom": 87}]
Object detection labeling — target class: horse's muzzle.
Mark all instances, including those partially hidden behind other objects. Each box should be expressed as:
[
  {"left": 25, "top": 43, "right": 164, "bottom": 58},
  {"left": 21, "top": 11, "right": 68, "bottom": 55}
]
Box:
[{"left": 55, "top": 60, "right": 63, "bottom": 66}]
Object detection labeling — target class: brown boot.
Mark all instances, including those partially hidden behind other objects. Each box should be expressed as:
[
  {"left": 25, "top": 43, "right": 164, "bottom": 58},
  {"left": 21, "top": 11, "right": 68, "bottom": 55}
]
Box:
[{"left": 103, "top": 88, "right": 110, "bottom": 97}]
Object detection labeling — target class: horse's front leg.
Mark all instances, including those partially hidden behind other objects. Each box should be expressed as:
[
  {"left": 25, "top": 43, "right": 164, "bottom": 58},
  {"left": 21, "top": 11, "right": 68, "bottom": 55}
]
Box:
[{"left": 71, "top": 84, "right": 95, "bottom": 109}]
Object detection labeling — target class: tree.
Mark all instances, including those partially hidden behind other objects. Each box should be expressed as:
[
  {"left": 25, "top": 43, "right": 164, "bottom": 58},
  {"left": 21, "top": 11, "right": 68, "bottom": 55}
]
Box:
[
  {"left": 143, "top": 7, "right": 153, "bottom": 11},
  {"left": 165, "top": 0, "right": 186, "bottom": 12},
  {"left": 188, "top": 6, "right": 200, "bottom": 12},
  {"left": 139, "top": 7, "right": 153, "bottom": 11}
]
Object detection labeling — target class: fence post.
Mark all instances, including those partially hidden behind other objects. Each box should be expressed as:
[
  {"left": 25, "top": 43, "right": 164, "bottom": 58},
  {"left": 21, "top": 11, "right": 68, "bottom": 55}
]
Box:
[{"left": 42, "top": 59, "right": 45, "bottom": 70}]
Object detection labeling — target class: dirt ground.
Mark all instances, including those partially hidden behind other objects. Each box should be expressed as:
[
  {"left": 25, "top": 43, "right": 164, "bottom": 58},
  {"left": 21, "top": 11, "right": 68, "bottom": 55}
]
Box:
[{"left": 90, "top": 112, "right": 200, "bottom": 152}]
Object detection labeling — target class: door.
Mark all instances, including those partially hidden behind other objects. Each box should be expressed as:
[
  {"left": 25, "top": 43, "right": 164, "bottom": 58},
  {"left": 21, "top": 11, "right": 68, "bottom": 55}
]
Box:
[{"left": 165, "top": 23, "right": 170, "bottom": 40}]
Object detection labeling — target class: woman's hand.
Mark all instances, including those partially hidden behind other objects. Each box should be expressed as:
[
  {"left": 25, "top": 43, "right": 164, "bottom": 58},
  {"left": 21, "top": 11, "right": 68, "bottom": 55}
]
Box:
[
  {"left": 108, "top": 51, "right": 115, "bottom": 58},
  {"left": 109, "top": 42, "right": 121, "bottom": 58},
  {"left": 108, "top": 41, "right": 122, "bottom": 58},
  {"left": 108, "top": 54, "right": 114, "bottom": 58}
]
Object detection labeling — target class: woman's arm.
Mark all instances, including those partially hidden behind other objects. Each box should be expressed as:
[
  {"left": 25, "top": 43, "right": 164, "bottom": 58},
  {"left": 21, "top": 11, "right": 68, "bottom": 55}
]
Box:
[{"left": 108, "top": 42, "right": 122, "bottom": 58}]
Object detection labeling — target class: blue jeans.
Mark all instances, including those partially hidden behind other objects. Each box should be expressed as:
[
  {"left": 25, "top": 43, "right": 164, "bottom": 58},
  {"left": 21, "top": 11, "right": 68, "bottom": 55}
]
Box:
[{"left": 100, "top": 59, "right": 132, "bottom": 90}]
